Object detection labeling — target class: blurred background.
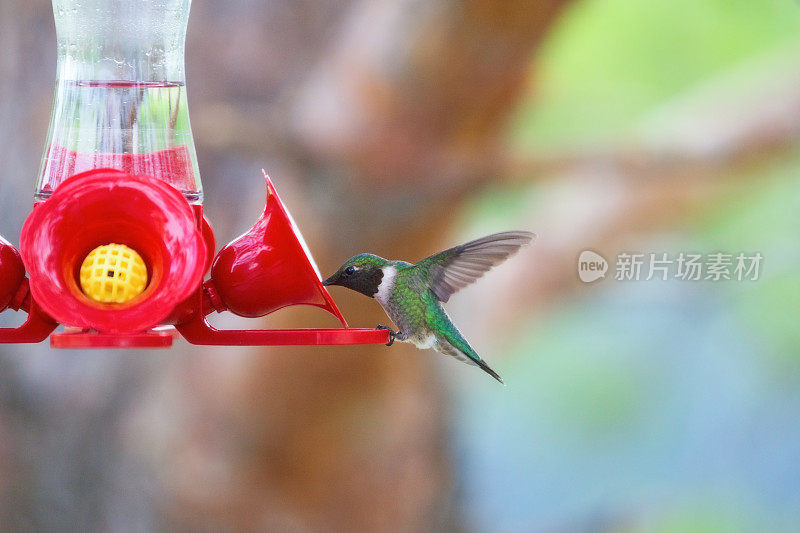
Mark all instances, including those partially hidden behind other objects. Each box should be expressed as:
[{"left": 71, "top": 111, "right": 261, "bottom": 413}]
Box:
[{"left": 1, "top": 0, "right": 799, "bottom": 531}]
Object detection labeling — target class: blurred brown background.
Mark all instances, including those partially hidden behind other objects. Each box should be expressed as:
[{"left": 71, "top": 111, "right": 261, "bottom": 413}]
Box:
[
  {"left": 2, "top": 0, "right": 800, "bottom": 531},
  {"left": 0, "top": 1, "right": 562, "bottom": 530}
]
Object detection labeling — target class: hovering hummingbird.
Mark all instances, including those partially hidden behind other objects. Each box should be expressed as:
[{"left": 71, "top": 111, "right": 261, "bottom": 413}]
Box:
[{"left": 322, "top": 231, "right": 534, "bottom": 383}]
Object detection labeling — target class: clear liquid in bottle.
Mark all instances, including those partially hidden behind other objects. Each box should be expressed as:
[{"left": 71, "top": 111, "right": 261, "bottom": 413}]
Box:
[
  {"left": 38, "top": 0, "right": 202, "bottom": 204},
  {"left": 38, "top": 80, "right": 201, "bottom": 203}
]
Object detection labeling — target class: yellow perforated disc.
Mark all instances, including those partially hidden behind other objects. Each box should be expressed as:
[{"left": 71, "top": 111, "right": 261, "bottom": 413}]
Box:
[{"left": 79, "top": 243, "right": 148, "bottom": 304}]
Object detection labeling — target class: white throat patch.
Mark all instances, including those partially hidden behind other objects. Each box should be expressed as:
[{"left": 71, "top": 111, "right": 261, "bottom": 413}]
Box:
[{"left": 375, "top": 265, "right": 397, "bottom": 305}]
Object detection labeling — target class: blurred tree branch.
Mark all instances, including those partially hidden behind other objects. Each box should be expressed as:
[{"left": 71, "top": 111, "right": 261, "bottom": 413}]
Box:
[
  {"left": 505, "top": 57, "right": 800, "bottom": 184},
  {"left": 457, "top": 59, "right": 800, "bottom": 340},
  {"left": 185, "top": 1, "right": 573, "bottom": 531}
]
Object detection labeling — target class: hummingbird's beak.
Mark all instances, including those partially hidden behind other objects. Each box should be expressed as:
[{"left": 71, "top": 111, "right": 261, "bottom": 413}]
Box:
[{"left": 323, "top": 270, "right": 342, "bottom": 286}]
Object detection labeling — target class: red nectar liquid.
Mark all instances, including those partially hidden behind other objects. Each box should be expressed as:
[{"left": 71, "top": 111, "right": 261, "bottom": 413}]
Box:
[{"left": 37, "top": 81, "right": 202, "bottom": 203}]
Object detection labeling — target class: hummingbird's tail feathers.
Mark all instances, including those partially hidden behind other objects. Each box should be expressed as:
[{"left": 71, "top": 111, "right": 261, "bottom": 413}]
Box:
[
  {"left": 475, "top": 358, "right": 505, "bottom": 384},
  {"left": 437, "top": 334, "right": 505, "bottom": 385},
  {"left": 415, "top": 231, "right": 535, "bottom": 303}
]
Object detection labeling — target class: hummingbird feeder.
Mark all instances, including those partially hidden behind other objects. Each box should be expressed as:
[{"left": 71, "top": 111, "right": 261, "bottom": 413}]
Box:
[{"left": 0, "top": 0, "right": 390, "bottom": 349}]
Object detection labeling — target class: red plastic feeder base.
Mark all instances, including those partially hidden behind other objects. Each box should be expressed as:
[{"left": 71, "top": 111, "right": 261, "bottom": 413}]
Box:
[
  {"left": 47, "top": 326, "right": 390, "bottom": 348},
  {"left": 51, "top": 329, "right": 175, "bottom": 349}
]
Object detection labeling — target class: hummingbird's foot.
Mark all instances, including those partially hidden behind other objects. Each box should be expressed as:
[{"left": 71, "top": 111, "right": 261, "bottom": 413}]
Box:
[{"left": 376, "top": 325, "right": 397, "bottom": 346}]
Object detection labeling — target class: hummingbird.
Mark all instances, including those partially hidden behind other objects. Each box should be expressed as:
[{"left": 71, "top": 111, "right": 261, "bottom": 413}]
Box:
[{"left": 322, "top": 231, "right": 534, "bottom": 383}]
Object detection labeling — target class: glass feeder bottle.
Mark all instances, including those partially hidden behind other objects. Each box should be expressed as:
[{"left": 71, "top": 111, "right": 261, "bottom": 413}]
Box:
[{"left": 37, "top": 0, "right": 202, "bottom": 204}]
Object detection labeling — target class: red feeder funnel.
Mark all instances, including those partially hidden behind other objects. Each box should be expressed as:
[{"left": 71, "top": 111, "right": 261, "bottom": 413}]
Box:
[
  {"left": 206, "top": 171, "right": 346, "bottom": 325},
  {"left": 0, "top": 236, "right": 25, "bottom": 313},
  {"left": 176, "top": 172, "right": 388, "bottom": 347}
]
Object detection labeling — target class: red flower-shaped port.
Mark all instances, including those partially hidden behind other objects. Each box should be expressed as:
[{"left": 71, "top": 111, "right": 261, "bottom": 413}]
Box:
[{"left": 20, "top": 168, "right": 207, "bottom": 333}]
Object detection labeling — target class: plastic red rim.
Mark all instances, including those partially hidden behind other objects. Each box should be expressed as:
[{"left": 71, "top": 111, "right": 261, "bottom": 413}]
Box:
[{"left": 20, "top": 168, "right": 207, "bottom": 333}]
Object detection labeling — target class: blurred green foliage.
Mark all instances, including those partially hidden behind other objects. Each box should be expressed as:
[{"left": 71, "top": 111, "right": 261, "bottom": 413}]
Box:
[
  {"left": 702, "top": 163, "right": 800, "bottom": 371},
  {"left": 511, "top": 0, "right": 800, "bottom": 151},
  {"left": 455, "top": 0, "right": 800, "bottom": 531}
]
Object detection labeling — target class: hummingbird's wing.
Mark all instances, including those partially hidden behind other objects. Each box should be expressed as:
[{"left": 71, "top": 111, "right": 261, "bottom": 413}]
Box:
[{"left": 413, "top": 231, "right": 534, "bottom": 303}]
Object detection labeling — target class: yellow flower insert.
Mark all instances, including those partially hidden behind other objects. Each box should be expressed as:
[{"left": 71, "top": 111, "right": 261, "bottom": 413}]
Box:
[{"left": 79, "top": 243, "right": 148, "bottom": 304}]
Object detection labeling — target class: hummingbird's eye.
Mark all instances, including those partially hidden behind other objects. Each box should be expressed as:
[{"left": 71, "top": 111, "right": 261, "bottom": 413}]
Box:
[{"left": 344, "top": 266, "right": 356, "bottom": 276}]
